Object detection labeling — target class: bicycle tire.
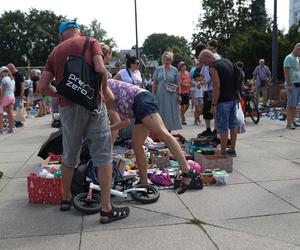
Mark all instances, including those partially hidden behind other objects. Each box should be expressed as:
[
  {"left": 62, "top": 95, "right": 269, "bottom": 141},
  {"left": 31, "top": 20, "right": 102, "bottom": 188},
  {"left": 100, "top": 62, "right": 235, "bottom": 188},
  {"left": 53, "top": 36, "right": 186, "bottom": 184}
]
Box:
[
  {"left": 248, "top": 98, "right": 260, "bottom": 124},
  {"left": 73, "top": 193, "right": 101, "bottom": 214},
  {"left": 130, "top": 184, "right": 160, "bottom": 204}
]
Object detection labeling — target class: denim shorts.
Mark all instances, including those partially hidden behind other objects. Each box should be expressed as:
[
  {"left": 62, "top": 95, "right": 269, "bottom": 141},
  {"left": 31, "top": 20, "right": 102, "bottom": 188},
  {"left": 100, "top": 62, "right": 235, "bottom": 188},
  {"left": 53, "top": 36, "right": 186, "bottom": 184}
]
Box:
[
  {"left": 216, "top": 100, "right": 237, "bottom": 133},
  {"left": 194, "top": 97, "right": 203, "bottom": 105},
  {"left": 59, "top": 102, "right": 112, "bottom": 167},
  {"left": 286, "top": 84, "right": 300, "bottom": 107},
  {"left": 132, "top": 91, "right": 158, "bottom": 124}
]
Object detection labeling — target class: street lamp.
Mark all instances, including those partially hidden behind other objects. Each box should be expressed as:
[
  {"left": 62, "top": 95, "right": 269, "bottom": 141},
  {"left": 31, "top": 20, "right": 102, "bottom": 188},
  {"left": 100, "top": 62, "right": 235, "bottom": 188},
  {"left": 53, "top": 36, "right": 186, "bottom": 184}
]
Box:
[
  {"left": 272, "top": 0, "right": 278, "bottom": 83},
  {"left": 134, "top": 0, "right": 139, "bottom": 58}
]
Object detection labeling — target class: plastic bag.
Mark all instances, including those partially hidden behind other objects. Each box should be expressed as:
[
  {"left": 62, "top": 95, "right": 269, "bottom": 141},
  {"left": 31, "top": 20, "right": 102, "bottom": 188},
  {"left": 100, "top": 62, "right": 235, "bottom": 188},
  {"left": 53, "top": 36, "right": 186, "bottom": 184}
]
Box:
[{"left": 236, "top": 102, "right": 246, "bottom": 134}]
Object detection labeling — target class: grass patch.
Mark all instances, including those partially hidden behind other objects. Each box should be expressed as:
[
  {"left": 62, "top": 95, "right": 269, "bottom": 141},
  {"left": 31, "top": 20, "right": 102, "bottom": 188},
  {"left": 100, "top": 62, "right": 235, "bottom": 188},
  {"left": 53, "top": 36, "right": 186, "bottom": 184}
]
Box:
[{"left": 188, "top": 218, "right": 207, "bottom": 225}]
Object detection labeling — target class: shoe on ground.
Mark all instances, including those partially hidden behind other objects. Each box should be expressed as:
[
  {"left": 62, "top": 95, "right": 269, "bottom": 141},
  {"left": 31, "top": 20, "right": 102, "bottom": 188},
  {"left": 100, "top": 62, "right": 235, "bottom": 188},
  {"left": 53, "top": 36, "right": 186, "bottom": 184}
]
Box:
[
  {"left": 211, "top": 129, "right": 217, "bottom": 137},
  {"left": 15, "top": 122, "right": 23, "bottom": 127},
  {"left": 286, "top": 123, "right": 296, "bottom": 129},
  {"left": 182, "top": 121, "right": 187, "bottom": 125},
  {"left": 198, "top": 129, "right": 212, "bottom": 137},
  {"left": 293, "top": 122, "right": 300, "bottom": 127},
  {"left": 226, "top": 149, "right": 237, "bottom": 157},
  {"left": 7, "top": 128, "right": 16, "bottom": 134}
]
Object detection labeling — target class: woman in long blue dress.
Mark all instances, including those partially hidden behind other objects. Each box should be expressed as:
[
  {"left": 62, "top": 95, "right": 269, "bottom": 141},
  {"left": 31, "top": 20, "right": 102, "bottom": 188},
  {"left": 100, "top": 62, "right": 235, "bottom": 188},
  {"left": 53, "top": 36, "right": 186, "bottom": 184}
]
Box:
[{"left": 152, "top": 51, "right": 182, "bottom": 131}]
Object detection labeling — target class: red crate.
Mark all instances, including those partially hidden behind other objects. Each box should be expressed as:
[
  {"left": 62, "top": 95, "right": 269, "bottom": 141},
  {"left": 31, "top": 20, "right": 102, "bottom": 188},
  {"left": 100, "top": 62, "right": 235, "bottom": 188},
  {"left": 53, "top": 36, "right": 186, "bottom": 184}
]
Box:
[{"left": 27, "top": 173, "right": 62, "bottom": 205}]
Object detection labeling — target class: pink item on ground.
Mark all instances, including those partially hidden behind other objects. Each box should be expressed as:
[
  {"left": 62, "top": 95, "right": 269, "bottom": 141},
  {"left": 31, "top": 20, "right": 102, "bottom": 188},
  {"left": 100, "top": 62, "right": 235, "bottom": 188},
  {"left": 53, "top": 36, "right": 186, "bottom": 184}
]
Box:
[{"left": 187, "top": 160, "right": 202, "bottom": 173}]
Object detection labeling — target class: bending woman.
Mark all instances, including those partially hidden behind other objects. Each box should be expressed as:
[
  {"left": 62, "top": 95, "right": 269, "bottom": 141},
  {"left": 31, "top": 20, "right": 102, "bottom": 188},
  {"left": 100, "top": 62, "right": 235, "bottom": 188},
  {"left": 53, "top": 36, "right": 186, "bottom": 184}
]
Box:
[{"left": 105, "top": 79, "right": 199, "bottom": 194}]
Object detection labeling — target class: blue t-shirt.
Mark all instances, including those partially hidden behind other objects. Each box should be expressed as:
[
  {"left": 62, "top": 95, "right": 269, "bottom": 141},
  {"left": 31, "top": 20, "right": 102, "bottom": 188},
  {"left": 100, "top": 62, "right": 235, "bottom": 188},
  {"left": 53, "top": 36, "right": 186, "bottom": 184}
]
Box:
[
  {"left": 1, "top": 76, "right": 15, "bottom": 96},
  {"left": 283, "top": 53, "right": 300, "bottom": 84}
]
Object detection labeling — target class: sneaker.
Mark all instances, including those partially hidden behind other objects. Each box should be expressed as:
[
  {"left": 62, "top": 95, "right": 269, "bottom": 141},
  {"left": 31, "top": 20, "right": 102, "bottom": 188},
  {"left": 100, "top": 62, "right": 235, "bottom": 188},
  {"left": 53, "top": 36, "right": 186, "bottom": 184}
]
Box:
[
  {"left": 198, "top": 128, "right": 212, "bottom": 137},
  {"left": 287, "top": 123, "right": 296, "bottom": 129},
  {"left": 293, "top": 122, "right": 300, "bottom": 127},
  {"left": 211, "top": 129, "right": 217, "bottom": 137},
  {"left": 15, "top": 122, "right": 23, "bottom": 128},
  {"left": 226, "top": 149, "right": 237, "bottom": 157},
  {"left": 7, "top": 128, "right": 16, "bottom": 134}
]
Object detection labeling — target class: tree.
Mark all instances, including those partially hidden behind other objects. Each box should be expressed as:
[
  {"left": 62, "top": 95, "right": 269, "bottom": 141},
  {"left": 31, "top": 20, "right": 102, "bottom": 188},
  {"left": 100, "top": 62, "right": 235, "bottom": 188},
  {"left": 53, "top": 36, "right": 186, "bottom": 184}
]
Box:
[
  {"left": 235, "top": 0, "right": 251, "bottom": 34},
  {"left": 249, "top": 0, "right": 268, "bottom": 30},
  {"left": 191, "top": 0, "right": 236, "bottom": 56},
  {"left": 82, "top": 19, "right": 116, "bottom": 49},
  {"left": 0, "top": 10, "right": 29, "bottom": 66},
  {"left": 142, "top": 33, "right": 189, "bottom": 60},
  {"left": 26, "top": 8, "right": 65, "bottom": 66}
]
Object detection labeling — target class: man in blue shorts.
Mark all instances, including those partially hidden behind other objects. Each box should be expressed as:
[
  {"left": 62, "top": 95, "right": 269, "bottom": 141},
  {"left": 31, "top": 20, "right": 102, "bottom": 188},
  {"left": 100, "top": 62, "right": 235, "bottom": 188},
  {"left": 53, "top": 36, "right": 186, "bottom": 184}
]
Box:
[
  {"left": 199, "top": 50, "right": 238, "bottom": 157},
  {"left": 283, "top": 43, "right": 300, "bottom": 129}
]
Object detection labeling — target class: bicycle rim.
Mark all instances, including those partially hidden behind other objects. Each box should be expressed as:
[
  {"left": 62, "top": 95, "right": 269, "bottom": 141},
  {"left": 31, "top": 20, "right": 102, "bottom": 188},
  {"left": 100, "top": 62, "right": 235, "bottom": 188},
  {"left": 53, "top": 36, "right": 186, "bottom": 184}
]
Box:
[{"left": 248, "top": 98, "right": 260, "bottom": 124}]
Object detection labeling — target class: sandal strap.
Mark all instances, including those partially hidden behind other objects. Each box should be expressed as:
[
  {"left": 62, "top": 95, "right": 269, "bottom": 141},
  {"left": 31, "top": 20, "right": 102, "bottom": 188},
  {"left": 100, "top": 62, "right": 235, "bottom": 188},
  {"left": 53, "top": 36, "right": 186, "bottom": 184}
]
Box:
[
  {"left": 100, "top": 205, "right": 129, "bottom": 217},
  {"left": 181, "top": 168, "right": 197, "bottom": 178}
]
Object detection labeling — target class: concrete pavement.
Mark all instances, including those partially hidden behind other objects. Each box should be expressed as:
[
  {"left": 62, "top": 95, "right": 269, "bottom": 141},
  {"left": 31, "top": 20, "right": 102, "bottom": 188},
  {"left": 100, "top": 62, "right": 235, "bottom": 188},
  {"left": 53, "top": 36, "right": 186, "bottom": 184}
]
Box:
[{"left": 0, "top": 110, "right": 300, "bottom": 250}]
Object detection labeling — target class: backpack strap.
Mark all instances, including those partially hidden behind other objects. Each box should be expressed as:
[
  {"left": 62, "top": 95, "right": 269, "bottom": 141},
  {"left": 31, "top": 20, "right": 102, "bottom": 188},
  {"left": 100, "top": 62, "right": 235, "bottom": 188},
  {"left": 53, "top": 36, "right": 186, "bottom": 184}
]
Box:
[{"left": 82, "top": 36, "right": 90, "bottom": 56}]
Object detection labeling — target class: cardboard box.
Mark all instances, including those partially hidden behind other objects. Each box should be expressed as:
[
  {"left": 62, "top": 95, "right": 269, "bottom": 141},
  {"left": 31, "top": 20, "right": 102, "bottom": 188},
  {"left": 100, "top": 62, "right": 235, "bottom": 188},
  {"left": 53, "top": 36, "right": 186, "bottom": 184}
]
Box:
[
  {"left": 27, "top": 173, "right": 62, "bottom": 205},
  {"left": 194, "top": 153, "right": 233, "bottom": 173}
]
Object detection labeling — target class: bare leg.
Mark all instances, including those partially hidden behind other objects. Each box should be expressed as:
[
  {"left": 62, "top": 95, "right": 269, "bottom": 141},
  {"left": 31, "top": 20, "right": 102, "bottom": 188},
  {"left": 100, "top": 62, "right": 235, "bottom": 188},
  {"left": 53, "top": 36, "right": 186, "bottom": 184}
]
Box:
[
  {"left": 229, "top": 128, "right": 237, "bottom": 151},
  {"left": 132, "top": 124, "right": 149, "bottom": 184},
  {"left": 61, "top": 163, "right": 74, "bottom": 201},
  {"left": 0, "top": 114, "right": 3, "bottom": 132},
  {"left": 286, "top": 106, "right": 296, "bottom": 124},
  {"left": 7, "top": 104, "right": 14, "bottom": 130},
  {"left": 220, "top": 131, "right": 228, "bottom": 154},
  {"left": 142, "top": 113, "right": 189, "bottom": 173},
  {"left": 98, "top": 164, "right": 112, "bottom": 213}
]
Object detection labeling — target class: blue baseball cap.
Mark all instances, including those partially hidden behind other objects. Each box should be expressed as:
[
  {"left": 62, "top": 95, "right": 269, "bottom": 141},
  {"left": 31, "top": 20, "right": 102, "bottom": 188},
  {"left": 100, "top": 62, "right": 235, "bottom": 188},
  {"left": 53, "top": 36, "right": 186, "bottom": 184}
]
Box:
[{"left": 59, "top": 20, "right": 80, "bottom": 33}]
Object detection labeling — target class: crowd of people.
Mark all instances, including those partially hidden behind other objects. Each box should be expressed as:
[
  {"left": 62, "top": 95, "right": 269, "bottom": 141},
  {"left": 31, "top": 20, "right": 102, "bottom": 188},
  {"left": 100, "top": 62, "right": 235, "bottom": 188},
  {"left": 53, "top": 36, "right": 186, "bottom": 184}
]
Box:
[
  {"left": 0, "top": 63, "right": 54, "bottom": 135},
  {"left": 2, "top": 18, "right": 299, "bottom": 225}
]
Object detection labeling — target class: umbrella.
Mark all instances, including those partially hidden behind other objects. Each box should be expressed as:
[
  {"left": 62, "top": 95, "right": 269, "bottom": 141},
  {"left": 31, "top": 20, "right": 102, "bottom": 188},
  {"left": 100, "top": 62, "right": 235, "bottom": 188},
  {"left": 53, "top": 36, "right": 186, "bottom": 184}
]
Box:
[
  {"left": 38, "top": 129, "right": 63, "bottom": 159},
  {"left": 38, "top": 129, "right": 90, "bottom": 163}
]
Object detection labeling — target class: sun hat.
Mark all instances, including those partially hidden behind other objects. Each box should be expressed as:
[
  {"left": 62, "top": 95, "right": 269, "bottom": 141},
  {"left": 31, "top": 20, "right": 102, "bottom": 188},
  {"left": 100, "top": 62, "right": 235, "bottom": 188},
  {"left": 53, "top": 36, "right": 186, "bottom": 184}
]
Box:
[
  {"left": 0, "top": 66, "right": 9, "bottom": 73},
  {"left": 177, "top": 61, "right": 186, "bottom": 70},
  {"left": 59, "top": 20, "right": 80, "bottom": 33}
]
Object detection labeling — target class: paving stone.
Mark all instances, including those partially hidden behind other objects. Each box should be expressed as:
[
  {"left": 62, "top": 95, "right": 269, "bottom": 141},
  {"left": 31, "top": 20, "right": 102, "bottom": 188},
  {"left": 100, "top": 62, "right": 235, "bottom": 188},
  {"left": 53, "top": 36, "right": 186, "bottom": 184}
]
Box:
[
  {"left": 81, "top": 224, "right": 216, "bottom": 250},
  {"left": 259, "top": 179, "right": 300, "bottom": 209},
  {"left": 203, "top": 224, "right": 300, "bottom": 250},
  {"left": 179, "top": 183, "right": 297, "bottom": 221},
  {"left": 82, "top": 205, "right": 188, "bottom": 233},
  {"left": 0, "top": 199, "right": 81, "bottom": 239},
  {"left": 0, "top": 233, "right": 80, "bottom": 250},
  {"left": 0, "top": 163, "right": 24, "bottom": 178},
  {"left": 210, "top": 213, "right": 300, "bottom": 246},
  {"left": 0, "top": 178, "right": 28, "bottom": 201}
]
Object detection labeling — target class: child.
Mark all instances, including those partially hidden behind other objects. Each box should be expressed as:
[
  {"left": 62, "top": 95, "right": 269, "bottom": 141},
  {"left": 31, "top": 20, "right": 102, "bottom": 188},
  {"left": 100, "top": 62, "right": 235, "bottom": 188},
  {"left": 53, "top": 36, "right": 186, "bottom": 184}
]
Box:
[{"left": 105, "top": 79, "right": 199, "bottom": 194}]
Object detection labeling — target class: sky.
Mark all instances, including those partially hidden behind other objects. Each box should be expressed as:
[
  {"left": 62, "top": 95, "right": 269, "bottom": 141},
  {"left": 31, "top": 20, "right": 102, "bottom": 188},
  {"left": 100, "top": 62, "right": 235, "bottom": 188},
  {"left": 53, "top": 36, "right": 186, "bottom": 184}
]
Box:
[{"left": 0, "top": 0, "right": 289, "bottom": 50}]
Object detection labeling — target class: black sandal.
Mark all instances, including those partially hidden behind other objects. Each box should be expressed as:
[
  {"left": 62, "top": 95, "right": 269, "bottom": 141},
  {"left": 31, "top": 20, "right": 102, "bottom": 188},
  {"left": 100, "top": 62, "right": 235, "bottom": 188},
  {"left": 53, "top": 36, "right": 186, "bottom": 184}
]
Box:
[
  {"left": 99, "top": 205, "right": 130, "bottom": 224},
  {"left": 176, "top": 169, "right": 201, "bottom": 195},
  {"left": 60, "top": 199, "right": 72, "bottom": 211}
]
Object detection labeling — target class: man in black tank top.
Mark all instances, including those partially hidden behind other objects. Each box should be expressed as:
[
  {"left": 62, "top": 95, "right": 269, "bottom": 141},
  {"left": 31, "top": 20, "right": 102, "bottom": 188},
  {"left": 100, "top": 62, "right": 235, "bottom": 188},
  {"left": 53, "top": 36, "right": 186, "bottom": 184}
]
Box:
[{"left": 199, "top": 50, "right": 238, "bottom": 157}]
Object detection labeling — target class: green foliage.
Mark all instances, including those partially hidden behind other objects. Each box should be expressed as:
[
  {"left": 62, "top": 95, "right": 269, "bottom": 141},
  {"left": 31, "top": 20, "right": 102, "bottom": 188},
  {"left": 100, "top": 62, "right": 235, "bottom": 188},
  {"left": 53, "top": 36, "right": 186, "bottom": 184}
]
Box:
[
  {"left": 142, "top": 33, "right": 190, "bottom": 60},
  {"left": 0, "top": 9, "right": 114, "bottom": 67},
  {"left": 249, "top": 0, "right": 268, "bottom": 30},
  {"left": 82, "top": 19, "right": 116, "bottom": 49}
]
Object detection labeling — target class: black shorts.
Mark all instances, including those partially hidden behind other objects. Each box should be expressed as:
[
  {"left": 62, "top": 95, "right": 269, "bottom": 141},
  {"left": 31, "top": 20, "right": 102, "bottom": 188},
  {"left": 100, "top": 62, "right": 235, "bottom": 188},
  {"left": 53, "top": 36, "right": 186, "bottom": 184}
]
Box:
[
  {"left": 180, "top": 93, "right": 190, "bottom": 105},
  {"left": 203, "top": 91, "right": 214, "bottom": 120},
  {"left": 132, "top": 91, "right": 158, "bottom": 124}
]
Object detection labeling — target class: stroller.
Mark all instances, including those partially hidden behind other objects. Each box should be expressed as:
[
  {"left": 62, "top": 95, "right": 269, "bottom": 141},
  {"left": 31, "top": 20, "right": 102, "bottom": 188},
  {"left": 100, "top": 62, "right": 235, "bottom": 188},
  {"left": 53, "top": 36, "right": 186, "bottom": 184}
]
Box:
[{"left": 51, "top": 96, "right": 61, "bottom": 128}]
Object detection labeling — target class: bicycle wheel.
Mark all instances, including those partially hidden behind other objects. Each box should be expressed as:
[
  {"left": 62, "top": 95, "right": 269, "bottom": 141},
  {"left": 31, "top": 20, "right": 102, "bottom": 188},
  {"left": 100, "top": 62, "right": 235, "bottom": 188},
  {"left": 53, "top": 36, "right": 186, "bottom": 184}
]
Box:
[
  {"left": 248, "top": 98, "right": 260, "bottom": 124},
  {"left": 130, "top": 184, "right": 160, "bottom": 204},
  {"left": 73, "top": 193, "right": 101, "bottom": 214}
]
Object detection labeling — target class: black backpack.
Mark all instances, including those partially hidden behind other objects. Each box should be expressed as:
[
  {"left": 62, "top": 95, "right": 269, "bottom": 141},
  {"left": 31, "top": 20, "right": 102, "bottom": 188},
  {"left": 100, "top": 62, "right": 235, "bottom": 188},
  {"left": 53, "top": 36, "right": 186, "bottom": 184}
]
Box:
[{"left": 56, "top": 36, "right": 101, "bottom": 112}]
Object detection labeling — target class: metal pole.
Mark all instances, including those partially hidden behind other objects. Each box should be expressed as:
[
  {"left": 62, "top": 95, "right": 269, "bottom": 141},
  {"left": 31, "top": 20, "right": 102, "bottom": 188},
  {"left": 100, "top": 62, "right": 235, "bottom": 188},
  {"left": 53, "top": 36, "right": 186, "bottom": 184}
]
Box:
[
  {"left": 272, "top": 0, "right": 278, "bottom": 83},
  {"left": 134, "top": 0, "right": 139, "bottom": 58}
]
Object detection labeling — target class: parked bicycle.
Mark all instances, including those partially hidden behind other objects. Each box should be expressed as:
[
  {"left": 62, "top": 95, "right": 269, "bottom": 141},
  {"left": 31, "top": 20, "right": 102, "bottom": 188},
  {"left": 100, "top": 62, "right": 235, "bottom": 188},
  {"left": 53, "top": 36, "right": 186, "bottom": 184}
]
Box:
[
  {"left": 240, "top": 88, "right": 260, "bottom": 124},
  {"left": 73, "top": 161, "right": 160, "bottom": 214}
]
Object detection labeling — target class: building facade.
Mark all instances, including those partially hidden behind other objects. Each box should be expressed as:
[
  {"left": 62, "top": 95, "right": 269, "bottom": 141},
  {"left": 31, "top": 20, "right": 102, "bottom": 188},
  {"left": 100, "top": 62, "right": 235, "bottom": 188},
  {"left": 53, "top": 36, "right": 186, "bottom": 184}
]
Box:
[{"left": 289, "top": 0, "right": 300, "bottom": 27}]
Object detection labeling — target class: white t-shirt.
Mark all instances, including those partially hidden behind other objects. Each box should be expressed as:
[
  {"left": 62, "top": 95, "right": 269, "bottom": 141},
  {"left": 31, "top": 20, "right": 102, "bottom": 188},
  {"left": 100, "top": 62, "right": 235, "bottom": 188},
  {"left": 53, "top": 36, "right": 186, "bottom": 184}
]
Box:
[
  {"left": 194, "top": 82, "right": 203, "bottom": 98},
  {"left": 117, "top": 68, "right": 142, "bottom": 86}
]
